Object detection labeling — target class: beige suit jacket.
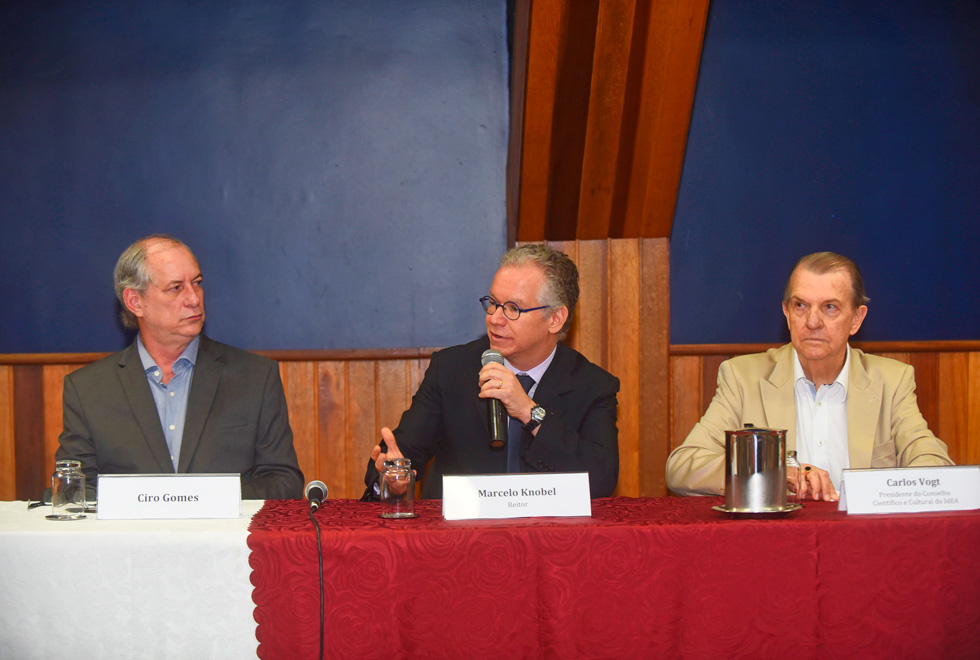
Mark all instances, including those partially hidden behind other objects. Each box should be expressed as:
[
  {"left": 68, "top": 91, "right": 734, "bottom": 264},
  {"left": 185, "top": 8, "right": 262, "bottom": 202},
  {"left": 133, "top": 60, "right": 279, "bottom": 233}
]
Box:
[{"left": 666, "top": 343, "right": 953, "bottom": 496}]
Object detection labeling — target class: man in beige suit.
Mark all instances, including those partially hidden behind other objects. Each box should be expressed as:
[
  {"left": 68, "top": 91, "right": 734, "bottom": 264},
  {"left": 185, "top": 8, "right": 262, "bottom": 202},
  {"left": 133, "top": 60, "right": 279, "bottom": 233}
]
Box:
[{"left": 666, "top": 252, "right": 953, "bottom": 501}]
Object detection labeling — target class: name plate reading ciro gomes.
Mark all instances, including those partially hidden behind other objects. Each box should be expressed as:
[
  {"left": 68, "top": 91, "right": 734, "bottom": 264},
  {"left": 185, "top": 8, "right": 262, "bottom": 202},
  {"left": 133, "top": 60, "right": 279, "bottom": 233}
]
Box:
[
  {"left": 97, "top": 473, "right": 242, "bottom": 519},
  {"left": 838, "top": 465, "right": 980, "bottom": 515},
  {"left": 442, "top": 472, "right": 591, "bottom": 521}
]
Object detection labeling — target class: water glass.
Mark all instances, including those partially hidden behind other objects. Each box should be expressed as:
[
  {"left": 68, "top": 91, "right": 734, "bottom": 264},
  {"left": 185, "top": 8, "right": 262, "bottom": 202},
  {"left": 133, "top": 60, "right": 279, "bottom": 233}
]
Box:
[
  {"left": 49, "top": 459, "right": 87, "bottom": 520},
  {"left": 379, "top": 458, "right": 415, "bottom": 518}
]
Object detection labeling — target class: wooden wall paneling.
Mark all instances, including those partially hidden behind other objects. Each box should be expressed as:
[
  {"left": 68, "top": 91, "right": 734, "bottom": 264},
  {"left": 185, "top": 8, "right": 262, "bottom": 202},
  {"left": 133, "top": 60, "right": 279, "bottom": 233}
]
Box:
[
  {"left": 670, "top": 356, "right": 702, "bottom": 451},
  {"left": 967, "top": 353, "right": 980, "bottom": 466},
  {"left": 512, "top": 0, "right": 708, "bottom": 241},
  {"left": 279, "top": 361, "right": 317, "bottom": 494},
  {"left": 575, "top": 0, "right": 637, "bottom": 239},
  {"left": 377, "top": 360, "right": 414, "bottom": 497},
  {"left": 620, "top": 0, "right": 709, "bottom": 238},
  {"left": 13, "top": 366, "right": 44, "bottom": 500},
  {"left": 42, "top": 365, "right": 81, "bottom": 491},
  {"left": 543, "top": 0, "right": 600, "bottom": 240},
  {"left": 607, "top": 239, "right": 640, "bottom": 496},
  {"left": 700, "top": 355, "right": 728, "bottom": 416},
  {"left": 638, "top": 238, "right": 670, "bottom": 495},
  {"left": 317, "top": 361, "right": 349, "bottom": 500},
  {"left": 909, "top": 353, "right": 940, "bottom": 437},
  {"left": 516, "top": 0, "right": 565, "bottom": 241},
  {"left": 345, "top": 360, "right": 378, "bottom": 499},
  {"left": 0, "top": 367, "right": 15, "bottom": 500},
  {"left": 938, "top": 353, "right": 969, "bottom": 466},
  {"left": 877, "top": 352, "right": 910, "bottom": 365},
  {"left": 567, "top": 239, "right": 608, "bottom": 368},
  {"left": 377, "top": 360, "right": 412, "bottom": 438}
]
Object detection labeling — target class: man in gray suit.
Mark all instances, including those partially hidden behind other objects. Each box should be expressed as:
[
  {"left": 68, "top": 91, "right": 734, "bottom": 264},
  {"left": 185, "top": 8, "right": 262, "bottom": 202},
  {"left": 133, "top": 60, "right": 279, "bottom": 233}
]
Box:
[{"left": 56, "top": 235, "right": 303, "bottom": 499}]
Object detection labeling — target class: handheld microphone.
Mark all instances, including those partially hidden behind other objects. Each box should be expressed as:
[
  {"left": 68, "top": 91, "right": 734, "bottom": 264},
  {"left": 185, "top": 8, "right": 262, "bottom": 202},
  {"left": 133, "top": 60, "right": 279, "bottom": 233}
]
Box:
[
  {"left": 305, "top": 480, "right": 328, "bottom": 511},
  {"left": 481, "top": 349, "right": 508, "bottom": 449}
]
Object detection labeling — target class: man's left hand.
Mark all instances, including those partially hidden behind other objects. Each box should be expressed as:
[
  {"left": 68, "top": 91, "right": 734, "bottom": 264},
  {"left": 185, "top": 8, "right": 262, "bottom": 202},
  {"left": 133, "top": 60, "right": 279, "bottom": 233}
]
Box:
[{"left": 788, "top": 464, "right": 839, "bottom": 502}]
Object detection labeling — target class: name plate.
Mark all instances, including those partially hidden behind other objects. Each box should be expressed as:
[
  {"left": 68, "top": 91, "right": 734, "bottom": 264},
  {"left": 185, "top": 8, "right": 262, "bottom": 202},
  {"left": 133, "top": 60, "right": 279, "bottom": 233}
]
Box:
[
  {"left": 97, "top": 473, "right": 242, "bottom": 519},
  {"left": 838, "top": 465, "right": 980, "bottom": 515},
  {"left": 442, "top": 472, "right": 591, "bottom": 521}
]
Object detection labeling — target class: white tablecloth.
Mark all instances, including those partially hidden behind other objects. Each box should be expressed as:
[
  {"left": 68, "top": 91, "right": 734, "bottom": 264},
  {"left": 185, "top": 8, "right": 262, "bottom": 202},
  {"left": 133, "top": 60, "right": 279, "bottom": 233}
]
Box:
[{"left": 0, "top": 500, "right": 264, "bottom": 659}]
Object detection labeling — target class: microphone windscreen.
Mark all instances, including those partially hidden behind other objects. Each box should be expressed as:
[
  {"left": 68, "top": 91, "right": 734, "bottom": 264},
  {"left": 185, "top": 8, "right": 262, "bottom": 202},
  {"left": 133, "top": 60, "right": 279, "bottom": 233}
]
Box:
[
  {"left": 481, "top": 349, "right": 504, "bottom": 366},
  {"left": 305, "top": 480, "right": 328, "bottom": 501}
]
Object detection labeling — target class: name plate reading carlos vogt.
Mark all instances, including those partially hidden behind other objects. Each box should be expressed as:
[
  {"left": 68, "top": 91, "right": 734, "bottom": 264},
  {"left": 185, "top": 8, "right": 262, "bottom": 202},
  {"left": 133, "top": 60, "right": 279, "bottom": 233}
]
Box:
[
  {"left": 838, "top": 465, "right": 980, "bottom": 515},
  {"left": 442, "top": 472, "right": 591, "bottom": 520},
  {"left": 97, "top": 473, "right": 242, "bottom": 519}
]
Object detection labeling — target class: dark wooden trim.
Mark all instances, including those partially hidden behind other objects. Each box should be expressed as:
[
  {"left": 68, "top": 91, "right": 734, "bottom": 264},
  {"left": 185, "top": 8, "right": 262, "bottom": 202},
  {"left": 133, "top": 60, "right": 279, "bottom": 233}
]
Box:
[
  {"left": 1, "top": 353, "right": 113, "bottom": 365},
  {"left": 671, "top": 341, "right": 980, "bottom": 356}
]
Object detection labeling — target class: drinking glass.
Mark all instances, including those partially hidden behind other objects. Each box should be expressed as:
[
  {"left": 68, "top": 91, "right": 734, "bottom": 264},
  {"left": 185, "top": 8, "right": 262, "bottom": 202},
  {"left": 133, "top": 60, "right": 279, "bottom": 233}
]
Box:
[
  {"left": 379, "top": 458, "right": 415, "bottom": 518},
  {"left": 49, "top": 460, "right": 87, "bottom": 520}
]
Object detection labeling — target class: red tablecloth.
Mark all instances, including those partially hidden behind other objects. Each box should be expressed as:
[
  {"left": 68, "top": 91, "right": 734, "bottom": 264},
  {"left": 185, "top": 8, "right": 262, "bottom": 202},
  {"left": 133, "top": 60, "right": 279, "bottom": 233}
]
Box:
[{"left": 248, "top": 497, "right": 980, "bottom": 659}]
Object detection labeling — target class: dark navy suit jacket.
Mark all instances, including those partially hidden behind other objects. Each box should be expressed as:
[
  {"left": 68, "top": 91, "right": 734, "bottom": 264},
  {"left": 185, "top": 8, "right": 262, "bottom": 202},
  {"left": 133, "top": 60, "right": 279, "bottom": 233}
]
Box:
[{"left": 363, "top": 336, "right": 619, "bottom": 499}]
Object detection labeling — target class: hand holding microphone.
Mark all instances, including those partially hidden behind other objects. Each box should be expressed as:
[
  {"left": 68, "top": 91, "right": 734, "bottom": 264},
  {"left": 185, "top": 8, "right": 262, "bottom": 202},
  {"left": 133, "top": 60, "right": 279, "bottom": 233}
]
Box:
[
  {"left": 479, "top": 349, "right": 536, "bottom": 448},
  {"left": 480, "top": 349, "right": 509, "bottom": 448}
]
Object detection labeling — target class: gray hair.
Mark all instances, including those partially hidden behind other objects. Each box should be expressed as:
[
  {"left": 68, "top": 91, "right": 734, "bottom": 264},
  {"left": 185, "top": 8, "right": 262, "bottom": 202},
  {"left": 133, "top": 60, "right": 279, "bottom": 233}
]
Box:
[
  {"left": 499, "top": 244, "right": 579, "bottom": 339},
  {"left": 784, "top": 251, "right": 870, "bottom": 310},
  {"left": 114, "top": 235, "right": 195, "bottom": 329}
]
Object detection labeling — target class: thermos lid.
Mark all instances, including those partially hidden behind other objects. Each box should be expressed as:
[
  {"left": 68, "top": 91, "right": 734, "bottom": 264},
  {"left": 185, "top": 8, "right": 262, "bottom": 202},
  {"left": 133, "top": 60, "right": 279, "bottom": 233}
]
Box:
[{"left": 726, "top": 425, "right": 786, "bottom": 437}]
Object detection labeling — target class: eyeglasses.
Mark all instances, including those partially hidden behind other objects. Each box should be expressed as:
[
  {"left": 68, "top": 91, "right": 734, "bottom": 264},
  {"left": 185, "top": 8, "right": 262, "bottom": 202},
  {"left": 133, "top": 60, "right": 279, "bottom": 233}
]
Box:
[{"left": 479, "top": 295, "right": 550, "bottom": 321}]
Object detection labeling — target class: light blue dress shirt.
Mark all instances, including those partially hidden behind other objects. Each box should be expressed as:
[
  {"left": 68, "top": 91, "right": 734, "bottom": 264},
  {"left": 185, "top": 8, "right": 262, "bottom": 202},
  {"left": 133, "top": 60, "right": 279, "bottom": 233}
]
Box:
[{"left": 137, "top": 334, "right": 199, "bottom": 471}]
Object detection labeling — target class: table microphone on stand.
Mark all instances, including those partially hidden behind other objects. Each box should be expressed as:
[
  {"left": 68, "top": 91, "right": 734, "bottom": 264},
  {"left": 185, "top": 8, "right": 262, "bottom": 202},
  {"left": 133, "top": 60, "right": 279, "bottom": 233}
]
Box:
[
  {"left": 305, "top": 480, "right": 328, "bottom": 511},
  {"left": 304, "top": 480, "right": 328, "bottom": 659}
]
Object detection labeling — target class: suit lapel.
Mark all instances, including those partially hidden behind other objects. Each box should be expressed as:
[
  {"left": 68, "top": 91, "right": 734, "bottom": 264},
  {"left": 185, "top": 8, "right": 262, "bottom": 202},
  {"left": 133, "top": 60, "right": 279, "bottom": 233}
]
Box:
[
  {"left": 179, "top": 336, "right": 221, "bottom": 473},
  {"left": 117, "top": 342, "right": 174, "bottom": 472},
  {"left": 761, "top": 345, "right": 799, "bottom": 450},
  {"left": 846, "top": 349, "right": 880, "bottom": 470},
  {"left": 528, "top": 343, "right": 573, "bottom": 433}
]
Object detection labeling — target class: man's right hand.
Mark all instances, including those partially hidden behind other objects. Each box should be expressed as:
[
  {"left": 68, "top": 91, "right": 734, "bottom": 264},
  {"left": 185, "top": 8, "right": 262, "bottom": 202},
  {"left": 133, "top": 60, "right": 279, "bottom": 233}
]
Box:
[{"left": 371, "top": 427, "right": 403, "bottom": 474}]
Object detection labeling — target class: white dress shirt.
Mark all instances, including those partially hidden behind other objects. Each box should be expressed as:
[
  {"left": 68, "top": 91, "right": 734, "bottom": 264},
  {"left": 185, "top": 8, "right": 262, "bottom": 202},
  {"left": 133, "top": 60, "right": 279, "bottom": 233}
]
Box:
[{"left": 793, "top": 345, "right": 851, "bottom": 490}]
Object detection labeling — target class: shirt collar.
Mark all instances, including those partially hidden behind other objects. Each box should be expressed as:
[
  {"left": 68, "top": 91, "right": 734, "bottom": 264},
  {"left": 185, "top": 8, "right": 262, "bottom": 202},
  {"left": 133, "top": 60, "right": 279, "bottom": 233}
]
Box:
[
  {"left": 137, "top": 334, "right": 200, "bottom": 373},
  {"left": 792, "top": 344, "right": 850, "bottom": 393},
  {"left": 504, "top": 344, "right": 557, "bottom": 383}
]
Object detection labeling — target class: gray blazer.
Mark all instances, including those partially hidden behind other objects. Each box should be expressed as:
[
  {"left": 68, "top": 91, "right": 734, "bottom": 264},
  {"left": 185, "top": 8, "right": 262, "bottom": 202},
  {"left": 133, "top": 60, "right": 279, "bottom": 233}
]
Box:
[{"left": 56, "top": 335, "right": 303, "bottom": 499}]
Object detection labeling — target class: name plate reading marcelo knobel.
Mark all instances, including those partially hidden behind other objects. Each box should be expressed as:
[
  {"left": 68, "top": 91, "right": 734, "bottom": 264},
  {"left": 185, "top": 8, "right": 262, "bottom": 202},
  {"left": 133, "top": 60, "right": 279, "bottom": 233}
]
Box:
[
  {"left": 442, "top": 472, "right": 591, "bottom": 521},
  {"left": 97, "top": 473, "right": 242, "bottom": 520},
  {"left": 838, "top": 465, "right": 980, "bottom": 515}
]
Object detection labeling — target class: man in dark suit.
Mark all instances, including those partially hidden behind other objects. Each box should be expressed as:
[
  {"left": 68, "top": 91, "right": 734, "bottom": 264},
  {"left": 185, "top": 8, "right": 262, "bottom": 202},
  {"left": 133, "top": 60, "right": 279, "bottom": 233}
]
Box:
[
  {"left": 56, "top": 235, "right": 303, "bottom": 499},
  {"left": 363, "top": 244, "right": 619, "bottom": 499}
]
